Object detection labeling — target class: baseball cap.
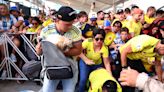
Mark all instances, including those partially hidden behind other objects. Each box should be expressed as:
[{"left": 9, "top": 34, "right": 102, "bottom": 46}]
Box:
[
  {"left": 89, "top": 11, "right": 97, "bottom": 21},
  {"left": 104, "top": 20, "right": 111, "bottom": 30},
  {"left": 10, "top": 6, "right": 20, "bottom": 13},
  {"left": 55, "top": 6, "right": 77, "bottom": 22},
  {"left": 116, "top": 9, "right": 124, "bottom": 14}
]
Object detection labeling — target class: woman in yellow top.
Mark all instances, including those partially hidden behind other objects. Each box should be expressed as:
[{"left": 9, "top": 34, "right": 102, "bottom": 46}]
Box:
[
  {"left": 79, "top": 28, "right": 112, "bottom": 92},
  {"left": 26, "top": 17, "right": 42, "bottom": 33}
]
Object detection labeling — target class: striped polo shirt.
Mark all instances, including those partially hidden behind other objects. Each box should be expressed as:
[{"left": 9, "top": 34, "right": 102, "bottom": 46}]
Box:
[{"left": 40, "top": 23, "right": 82, "bottom": 42}]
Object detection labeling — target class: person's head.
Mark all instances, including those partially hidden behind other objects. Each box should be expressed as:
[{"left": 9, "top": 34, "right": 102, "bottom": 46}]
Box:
[
  {"left": 102, "top": 80, "right": 117, "bottom": 92},
  {"left": 49, "top": 9, "right": 57, "bottom": 20},
  {"left": 50, "top": 9, "right": 56, "bottom": 16},
  {"left": 156, "top": 39, "right": 164, "bottom": 55},
  {"left": 77, "top": 11, "right": 88, "bottom": 23},
  {"left": 120, "top": 27, "right": 129, "bottom": 41},
  {"left": 132, "top": 8, "right": 143, "bottom": 22},
  {"left": 116, "top": 9, "right": 125, "bottom": 21},
  {"left": 32, "top": 17, "right": 41, "bottom": 28},
  {"left": 10, "top": 6, "right": 20, "bottom": 17},
  {"left": 159, "top": 21, "right": 164, "bottom": 38},
  {"left": 0, "top": 3, "right": 9, "bottom": 16},
  {"left": 104, "top": 13, "right": 110, "bottom": 20},
  {"left": 93, "top": 28, "right": 106, "bottom": 46},
  {"left": 89, "top": 12, "right": 97, "bottom": 26},
  {"left": 147, "top": 6, "right": 156, "bottom": 17},
  {"left": 156, "top": 9, "right": 164, "bottom": 18},
  {"left": 55, "top": 6, "right": 77, "bottom": 32},
  {"left": 97, "top": 10, "right": 104, "bottom": 20},
  {"left": 112, "top": 21, "right": 122, "bottom": 33},
  {"left": 131, "top": 5, "right": 139, "bottom": 11},
  {"left": 124, "top": 8, "right": 131, "bottom": 16}
]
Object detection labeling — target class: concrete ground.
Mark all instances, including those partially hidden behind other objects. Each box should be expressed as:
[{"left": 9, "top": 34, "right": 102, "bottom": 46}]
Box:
[
  {"left": 0, "top": 80, "right": 41, "bottom": 92},
  {"left": 0, "top": 80, "right": 62, "bottom": 92}
]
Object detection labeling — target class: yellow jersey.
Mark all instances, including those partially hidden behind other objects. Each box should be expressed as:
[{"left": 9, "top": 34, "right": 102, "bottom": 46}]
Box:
[
  {"left": 27, "top": 25, "right": 41, "bottom": 33},
  {"left": 104, "top": 31, "right": 116, "bottom": 46},
  {"left": 42, "top": 18, "right": 53, "bottom": 27},
  {"left": 97, "top": 20, "right": 104, "bottom": 28},
  {"left": 126, "top": 19, "right": 142, "bottom": 36},
  {"left": 119, "top": 35, "right": 161, "bottom": 71},
  {"left": 89, "top": 68, "right": 122, "bottom": 92},
  {"left": 144, "top": 14, "right": 155, "bottom": 24},
  {"left": 82, "top": 38, "right": 109, "bottom": 65}
]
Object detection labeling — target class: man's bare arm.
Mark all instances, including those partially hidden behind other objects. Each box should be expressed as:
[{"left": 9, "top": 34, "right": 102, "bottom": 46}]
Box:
[{"left": 64, "top": 41, "right": 82, "bottom": 56}]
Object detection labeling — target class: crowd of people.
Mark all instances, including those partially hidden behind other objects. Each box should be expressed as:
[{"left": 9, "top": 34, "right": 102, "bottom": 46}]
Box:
[{"left": 0, "top": 2, "right": 164, "bottom": 92}]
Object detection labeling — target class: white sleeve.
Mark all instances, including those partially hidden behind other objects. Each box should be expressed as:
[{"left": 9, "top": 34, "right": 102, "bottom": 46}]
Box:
[
  {"left": 10, "top": 15, "right": 17, "bottom": 24},
  {"left": 136, "top": 73, "right": 164, "bottom": 92}
]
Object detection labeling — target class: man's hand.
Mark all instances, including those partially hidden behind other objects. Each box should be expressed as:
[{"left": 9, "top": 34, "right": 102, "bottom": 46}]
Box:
[
  {"left": 119, "top": 68, "right": 139, "bottom": 87},
  {"left": 85, "top": 59, "right": 95, "bottom": 65}
]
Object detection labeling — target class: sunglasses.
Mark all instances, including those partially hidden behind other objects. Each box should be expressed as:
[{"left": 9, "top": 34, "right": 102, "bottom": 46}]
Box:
[
  {"left": 32, "top": 23, "right": 38, "bottom": 25},
  {"left": 95, "top": 38, "right": 104, "bottom": 41}
]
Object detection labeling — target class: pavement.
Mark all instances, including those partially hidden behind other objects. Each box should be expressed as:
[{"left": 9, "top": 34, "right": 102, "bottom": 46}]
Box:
[{"left": 0, "top": 80, "right": 41, "bottom": 92}]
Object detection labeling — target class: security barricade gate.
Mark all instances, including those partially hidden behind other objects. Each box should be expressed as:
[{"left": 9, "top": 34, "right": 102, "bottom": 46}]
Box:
[{"left": 0, "top": 33, "right": 40, "bottom": 81}]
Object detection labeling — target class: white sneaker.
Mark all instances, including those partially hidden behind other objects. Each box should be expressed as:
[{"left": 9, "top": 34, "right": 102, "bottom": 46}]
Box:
[
  {"left": 1, "top": 70, "right": 7, "bottom": 79},
  {"left": 10, "top": 53, "right": 17, "bottom": 63}
]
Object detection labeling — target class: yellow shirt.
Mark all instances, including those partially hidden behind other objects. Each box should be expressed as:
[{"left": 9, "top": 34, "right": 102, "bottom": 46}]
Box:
[
  {"left": 27, "top": 25, "right": 41, "bottom": 32},
  {"left": 97, "top": 20, "right": 104, "bottom": 28},
  {"left": 126, "top": 19, "right": 142, "bottom": 36},
  {"left": 42, "top": 18, "right": 53, "bottom": 27},
  {"left": 82, "top": 38, "right": 109, "bottom": 65},
  {"left": 89, "top": 68, "right": 122, "bottom": 92},
  {"left": 119, "top": 35, "right": 161, "bottom": 71},
  {"left": 144, "top": 14, "right": 155, "bottom": 24},
  {"left": 104, "top": 31, "right": 116, "bottom": 46}
]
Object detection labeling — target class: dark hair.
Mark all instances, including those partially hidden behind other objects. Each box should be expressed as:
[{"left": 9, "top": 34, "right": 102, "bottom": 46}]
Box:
[
  {"left": 32, "top": 17, "right": 42, "bottom": 24},
  {"left": 161, "top": 39, "right": 164, "bottom": 44},
  {"left": 113, "top": 21, "right": 122, "bottom": 28},
  {"left": 121, "top": 27, "right": 129, "bottom": 33},
  {"left": 77, "top": 11, "right": 88, "bottom": 18},
  {"left": 24, "top": 15, "right": 32, "bottom": 20},
  {"left": 124, "top": 8, "right": 131, "bottom": 14},
  {"left": 131, "top": 5, "right": 139, "bottom": 10},
  {"left": 50, "top": 9, "right": 57, "bottom": 15},
  {"left": 147, "top": 6, "right": 155, "bottom": 12},
  {"left": 97, "top": 10, "right": 104, "bottom": 15},
  {"left": 156, "top": 9, "right": 164, "bottom": 16},
  {"left": 93, "top": 28, "right": 106, "bottom": 39},
  {"left": 102, "top": 80, "right": 117, "bottom": 92}
]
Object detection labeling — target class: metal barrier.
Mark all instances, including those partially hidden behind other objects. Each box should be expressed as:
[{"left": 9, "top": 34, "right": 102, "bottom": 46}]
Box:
[{"left": 0, "top": 32, "right": 40, "bottom": 81}]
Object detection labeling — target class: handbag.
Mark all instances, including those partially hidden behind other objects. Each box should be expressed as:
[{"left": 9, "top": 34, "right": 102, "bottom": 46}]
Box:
[{"left": 41, "top": 41, "right": 73, "bottom": 80}]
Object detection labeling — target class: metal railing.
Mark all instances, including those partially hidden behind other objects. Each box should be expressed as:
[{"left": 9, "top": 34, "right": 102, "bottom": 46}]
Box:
[{"left": 0, "top": 32, "right": 40, "bottom": 81}]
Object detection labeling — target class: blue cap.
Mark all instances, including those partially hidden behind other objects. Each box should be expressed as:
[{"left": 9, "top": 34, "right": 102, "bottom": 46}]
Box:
[
  {"left": 104, "top": 20, "right": 111, "bottom": 28},
  {"left": 10, "top": 6, "right": 20, "bottom": 12}
]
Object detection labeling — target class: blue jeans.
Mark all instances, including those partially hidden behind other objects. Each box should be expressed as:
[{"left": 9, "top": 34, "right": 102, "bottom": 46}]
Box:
[
  {"left": 79, "top": 59, "right": 103, "bottom": 92},
  {"left": 42, "top": 60, "right": 78, "bottom": 92}
]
